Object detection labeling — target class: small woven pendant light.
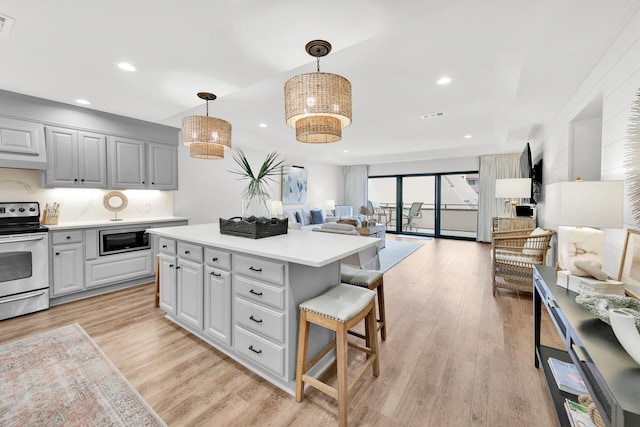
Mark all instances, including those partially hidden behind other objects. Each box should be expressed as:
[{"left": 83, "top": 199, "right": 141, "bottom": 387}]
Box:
[
  {"left": 182, "top": 92, "right": 232, "bottom": 159},
  {"left": 284, "top": 40, "right": 352, "bottom": 143}
]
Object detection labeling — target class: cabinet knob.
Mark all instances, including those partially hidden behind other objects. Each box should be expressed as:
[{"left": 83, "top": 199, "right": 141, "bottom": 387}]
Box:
[
  {"left": 211, "top": 257, "right": 218, "bottom": 262},
  {"left": 81, "top": 179, "right": 85, "bottom": 182},
  {"left": 66, "top": 236, "right": 71, "bottom": 239},
  {"left": 152, "top": 182, "right": 155, "bottom": 185},
  {"left": 162, "top": 245, "right": 167, "bottom": 248},
  {"left": 142, "top": 181, "right": 146, "bottom": 184},
  {"left": 55, "top": 252, "right": 60, "bottom": 256},
  {"left": 176, "top": 266, "right": 181, "bottom": 270},
  {"left": 184, "top": 250, "right": 190, "bottom": 255},
  {"left": 169, "top": 264, "right": 174, "bottom": 268},
  {"left": 74, "top": 178, "right": 78, "bottom": 182}
]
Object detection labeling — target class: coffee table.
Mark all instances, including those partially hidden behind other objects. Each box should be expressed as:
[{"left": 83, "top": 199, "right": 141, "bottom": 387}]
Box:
[{"left": 356, "top": 224, "right": 386, "bottom": 249}]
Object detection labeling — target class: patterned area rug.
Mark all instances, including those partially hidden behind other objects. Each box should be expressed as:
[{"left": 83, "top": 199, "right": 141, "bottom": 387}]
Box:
[
  {"left": 379, "top": 239, "right": 423, "bottom": 273},
  {"left": 0, "top": 323, "right": 165, "bottom": 427}
]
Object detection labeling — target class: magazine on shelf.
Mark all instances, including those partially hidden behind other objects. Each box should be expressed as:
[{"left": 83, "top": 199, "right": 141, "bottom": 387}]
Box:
[
  {"left": 564, "top": 398, "right": 596, "bottom": 427},
  {"left": 547, "top": 357, "right": 588, "bottom": 395}
]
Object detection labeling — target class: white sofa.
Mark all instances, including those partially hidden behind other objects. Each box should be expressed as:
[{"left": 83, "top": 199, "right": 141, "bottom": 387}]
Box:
[{"left": 284, "top": 207, "right": 337, "bottom": 230}]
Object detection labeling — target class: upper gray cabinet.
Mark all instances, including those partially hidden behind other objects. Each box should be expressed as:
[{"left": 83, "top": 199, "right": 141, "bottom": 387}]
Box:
[
  {"left": 41, "top": 126, "right": 107, "bottom": 188},
  {"left": 0, "top": 117, "right": 47, "bottom": 169},
  {"left": 108, "top": 137, "right": 178, "bottom": 190},
  {"left": 148, "top": 143, "right": 178, "bottom": 190}
]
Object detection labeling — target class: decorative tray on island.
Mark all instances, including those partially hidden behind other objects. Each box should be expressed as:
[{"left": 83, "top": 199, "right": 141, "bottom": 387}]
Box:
[{"left": 219, "top": 217, "right": 288, "bottom": 239}]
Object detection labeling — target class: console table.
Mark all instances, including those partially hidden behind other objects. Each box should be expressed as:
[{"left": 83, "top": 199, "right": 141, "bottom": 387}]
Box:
[
  {"left": 533, "top": 266, "right": 640, "bottom": 427},
  {"left": 356, "top": 224, "right": 386, "bottom": 249},
  {"left": 492, "top": 216, "right": 535, "bottom": 231}
]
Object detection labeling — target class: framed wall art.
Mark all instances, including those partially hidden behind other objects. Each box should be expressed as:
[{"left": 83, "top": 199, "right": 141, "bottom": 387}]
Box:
[
  {"left": 618, "top": 229, "right": 640, "bottom": 300},
  {"left": 281, "top": 165, "right": 307, "bottom": 204}
]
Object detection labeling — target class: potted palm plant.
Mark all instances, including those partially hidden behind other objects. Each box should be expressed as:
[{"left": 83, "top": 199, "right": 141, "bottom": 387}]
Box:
[{"left": 229, "top": 148, "right": 284, "bottom": 221}]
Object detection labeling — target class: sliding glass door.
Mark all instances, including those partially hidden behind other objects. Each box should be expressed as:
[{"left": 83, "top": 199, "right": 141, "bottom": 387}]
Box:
[{"left": 368, "top": 172, "right": 478, "bottom": 240}]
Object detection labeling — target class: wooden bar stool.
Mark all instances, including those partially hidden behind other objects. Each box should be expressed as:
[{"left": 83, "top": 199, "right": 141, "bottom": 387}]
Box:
[
  {"left": 340, "top": 265, "right": 386, "bottom": 341},
  {"left": 296, "top": 283, "right": 380, "bottom": 427}
]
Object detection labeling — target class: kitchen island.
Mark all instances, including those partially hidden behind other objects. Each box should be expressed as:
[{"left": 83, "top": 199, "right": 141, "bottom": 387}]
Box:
[{"left": 146, "top": 223, "right": 380, "bottom": 395}]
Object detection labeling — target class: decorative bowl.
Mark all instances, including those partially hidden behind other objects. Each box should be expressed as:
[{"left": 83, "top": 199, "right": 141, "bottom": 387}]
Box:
[{"left": 575, "top": 293, "right": 640, "bottom": 332}]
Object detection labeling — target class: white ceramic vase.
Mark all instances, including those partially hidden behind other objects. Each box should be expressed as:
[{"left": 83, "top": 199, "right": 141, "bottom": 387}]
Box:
[{"left": 609, "top": 308, "right": 640, "bottom": 366}]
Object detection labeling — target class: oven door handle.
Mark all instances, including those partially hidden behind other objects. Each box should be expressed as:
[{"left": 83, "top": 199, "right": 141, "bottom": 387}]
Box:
[
  {"left": 0, "top": 290, "right": 47, "bottom": 304},
  {"left": 0, "top": 235, "right": 46, "bottom": 244}
]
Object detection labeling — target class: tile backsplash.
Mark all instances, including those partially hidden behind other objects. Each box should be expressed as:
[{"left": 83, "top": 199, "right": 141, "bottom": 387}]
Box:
[{"left": 0, "top": 168, "right": 174, "bottom": 222}]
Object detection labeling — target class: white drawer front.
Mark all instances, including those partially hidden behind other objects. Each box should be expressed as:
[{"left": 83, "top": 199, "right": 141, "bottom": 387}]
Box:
[
  {"left": 235, "top": 276, "right": 285, "bottom": 310},
  {"left": 235, "top": 255, "right": 284, "bottom": 285},
  {"left": 158, "top": 238, "right": 176, "bottom": 255},
  {"left": 52, "top": 230, "right": 83, "bottom": 244},
  {"left": 205, "top": 247, "right": 231, "bottom": 271},
  {"left": 235, "top": 326, "right": 285, "bottom": 377},
  {"left": 235, "top": 298, "right": 285, "bottom": 343},
  {"left": 177, "top": 241, "right": 203, "bottom": 263}
]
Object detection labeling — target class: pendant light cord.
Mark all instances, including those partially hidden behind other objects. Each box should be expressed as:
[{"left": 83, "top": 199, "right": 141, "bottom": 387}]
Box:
[{"left": 205, "top": 99, "right": 209, "bottom": 117}]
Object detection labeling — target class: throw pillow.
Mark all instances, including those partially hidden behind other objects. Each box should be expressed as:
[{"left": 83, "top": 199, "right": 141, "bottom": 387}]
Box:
[
  {"left": 310, "top": 209, "right": 325, "bottom": 225},
  {"left": 295, "top": 211, "right": 303, "bottom": 225},
  {"left": 523, "top": 227, "right": 548, "bottom": 255}
]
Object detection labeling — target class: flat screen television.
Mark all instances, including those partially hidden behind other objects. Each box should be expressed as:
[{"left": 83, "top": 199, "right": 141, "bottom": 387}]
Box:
[{"left": 520, "top": 142, "right": 535, "bottom": 203}]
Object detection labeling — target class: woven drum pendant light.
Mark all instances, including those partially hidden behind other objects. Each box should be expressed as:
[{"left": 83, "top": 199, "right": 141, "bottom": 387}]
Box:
[
  {"left": 284, "top": 40, "right": 352, "bottom": 143},
  {"left": 182, "top": 92, "right": 232, "bottom": 159}
]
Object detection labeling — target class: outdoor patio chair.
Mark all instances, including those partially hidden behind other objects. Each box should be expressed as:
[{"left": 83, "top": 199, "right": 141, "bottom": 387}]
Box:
[{"left": 402, "top": 202, "right": 423, "bottom": 231}]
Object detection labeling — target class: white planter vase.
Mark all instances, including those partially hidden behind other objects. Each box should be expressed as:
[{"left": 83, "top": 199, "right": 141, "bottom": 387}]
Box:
[
  {"left": 609, "top": 308, "right": 640, "bottom": 366},
  {"left": 242, "top": 194, "right": 271, "bottom": 220}
]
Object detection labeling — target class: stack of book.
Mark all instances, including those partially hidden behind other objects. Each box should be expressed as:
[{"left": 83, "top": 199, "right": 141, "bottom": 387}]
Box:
[
  {"left": 547, "top": 357, "right": 588, "bottom": 395},
  {"left": 564, "top": 399, "right": 597, "bottom": 427},
  {"left": 556, "top": 272, "right": 625, "bottom": 295}
]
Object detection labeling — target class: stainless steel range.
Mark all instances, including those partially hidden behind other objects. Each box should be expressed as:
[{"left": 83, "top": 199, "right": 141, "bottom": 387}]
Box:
[{"left": 0, "top": 202, "right": 49, "bottom": 321}]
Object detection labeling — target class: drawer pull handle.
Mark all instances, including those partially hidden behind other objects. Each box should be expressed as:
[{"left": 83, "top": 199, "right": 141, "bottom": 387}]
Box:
[
  {"left": 249, "top": 289, "right": 263, "bottom": 296},
  {"left": 249, "top": 315, "right": 263, "bottom": 323},
  {"left": 211, "top": 271, "right": 221, "bottom": 277},
  {"left": 249, "top": 266, "right": 262, "bottom": 272},
  {"left": 162, "top": 245, "right": 167, "bottom": 248},
  {"left": 184, "top": 250, "right": 190, "bottom": 255},
  {"left": 66, "top": 236, "right": 71, "bottom": 239},
  {"left": 248, "top": 345, "right": 262, "bottom": 355},
  {"left": 212, "top": 257, "right": 218, "bottom": 262}
]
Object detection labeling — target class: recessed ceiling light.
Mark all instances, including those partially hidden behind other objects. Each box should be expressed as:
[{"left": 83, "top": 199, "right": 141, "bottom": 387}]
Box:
[
  {"left": 259, "top": 123, "right": 267, "bottom": 128},
  {"left": 75, "top": 99, "right": 90, "bottom": 105},
  {"left": 464, "top": 134, "right": 472, "bottom": 139},
  {"left": 343, "top": 150, "right": 348, "bottom": 153},
  {"left": 420, "top": 112, "right": 446, "bottom": 120},
  {"left": 117, "top": 62, "right": 136, "bottom": 72},
  {"left": 437, "top": 76, "right": 452, "bottom": 85}
]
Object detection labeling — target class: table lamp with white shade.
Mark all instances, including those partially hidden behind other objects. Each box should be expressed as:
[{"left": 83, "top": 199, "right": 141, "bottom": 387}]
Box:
[
  {"left": 545, "top": 180, "right": 623, "bottom": 271},
  {"left": 495, "top": 178, "right": 532, "bottom": 228},
  {"left": 271, "top": 200, "right": 284, "bottom": 219},
  {"left": 325, "top": 199, "right": 335, "bottom": 216}
]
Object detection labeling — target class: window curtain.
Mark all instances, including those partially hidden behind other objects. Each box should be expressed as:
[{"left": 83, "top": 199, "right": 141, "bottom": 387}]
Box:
[
  {"left": 477, "top": 153, "right": 521, "bottom": 242},
  {"left": 343, "top": 165, "right": 368, "bottom": 215}
]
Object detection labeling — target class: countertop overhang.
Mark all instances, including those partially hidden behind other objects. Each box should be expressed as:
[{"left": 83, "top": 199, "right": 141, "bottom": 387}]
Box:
[{"left": 147, "top": 223, "right": 380, "bottom": 268}]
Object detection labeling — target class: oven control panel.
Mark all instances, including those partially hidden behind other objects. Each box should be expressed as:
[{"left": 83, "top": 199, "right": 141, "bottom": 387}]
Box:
[{"left": 0, "top": 202, "right": 40, "bottom": 218}]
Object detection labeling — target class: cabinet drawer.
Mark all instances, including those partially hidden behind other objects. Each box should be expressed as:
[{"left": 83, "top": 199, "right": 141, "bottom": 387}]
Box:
[
  {"left": 205, "top": 247, "right": 231, "bottom": 271},
  {"left": 51, "top": 230, "right": 83, "bottom": 244},
  {"left": 235, "top": 255, "right": 284, "bottom": 285},
  {"left": 235, "top": 326, "right": 285, "bottom": 377},
  {"left": 235, "top": 297, "right": 285, "bottom": 343},
  {"left": 177, "top": 241, "right": 203, "bottom": 263},
  {"left": 158, "top": 238, "right": 176, "bottom": 255},
  {"left": 235, "top": 276, "right": 285, "bottom": 310}
]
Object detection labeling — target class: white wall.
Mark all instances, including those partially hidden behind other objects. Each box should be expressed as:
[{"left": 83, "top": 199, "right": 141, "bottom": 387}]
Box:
[
  {"left": 174, "top": 145, "right": 343, "bottom": 225},
  {"left": 0, "top": 168, "right": 174, "bottom": 222},
  {"left": 538, "top": 5, "right": 640, "bottom": 277},
  {"left": 368, "top": 156, "right": 479, "bottom": 176}
]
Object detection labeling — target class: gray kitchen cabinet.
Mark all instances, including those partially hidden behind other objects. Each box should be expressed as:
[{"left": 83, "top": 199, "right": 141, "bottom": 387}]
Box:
[
  {"left": 204, "top": 266, "right": 232, "bottom": 346},
  {"left": 159, "top": 253, "right": 177, "bottom": 316},
  {"left": 108, "top": 136, "right": 146, "bottom": 189},
  {"left": 85, "top": 250, "right": 153, "bottom": 289},
  {"left": 41, "top": 126, "right": 107, "bottom": 188},
  {"left": 148, "top": 143, "right": 177, "bottom": 190},
  {"left": 0, "top": 116, "right": 47, "bottom": 169},
  {"left": 177, "top": 258, "right": 204, "bottom": 330},
  {"left": 51, "top": 242, "right": 84, "bottom": 296}
]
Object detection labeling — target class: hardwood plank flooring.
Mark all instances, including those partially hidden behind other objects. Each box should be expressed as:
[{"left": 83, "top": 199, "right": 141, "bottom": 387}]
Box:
[{"left": 0, "top": 236, "right": 563, "bottom": 426}]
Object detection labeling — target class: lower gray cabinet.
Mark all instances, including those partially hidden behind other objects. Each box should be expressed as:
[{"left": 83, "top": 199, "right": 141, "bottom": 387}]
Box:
[
  {"left": 51, "top": 242, "right": 84, "bottom": 295},
  {"left": 85, "top": 250, "right": 153, "bottom": 288},
  {"left": 204, "top": 266, "right": 231, "bottom": 345},
  {"left": 177, "top": 258, "right": 204, "bottom": 330},
  {"left": 158, "top": 253, "right": 177, "bottom": 315}
]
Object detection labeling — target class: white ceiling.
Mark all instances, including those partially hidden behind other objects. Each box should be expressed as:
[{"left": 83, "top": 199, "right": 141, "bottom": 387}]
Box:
[{"left": 0, "top": 0, "right": 636, "bottom": 165}]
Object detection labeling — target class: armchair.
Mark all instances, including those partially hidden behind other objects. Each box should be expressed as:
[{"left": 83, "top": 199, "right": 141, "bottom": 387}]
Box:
[{"left": 491, "top": 227, "right": 555, "bottom": 295}]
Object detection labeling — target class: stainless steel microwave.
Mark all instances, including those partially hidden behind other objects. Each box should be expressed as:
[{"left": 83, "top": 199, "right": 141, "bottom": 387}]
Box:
[{"left": 99, "top": 227, "right": 150, "bottom": 256}]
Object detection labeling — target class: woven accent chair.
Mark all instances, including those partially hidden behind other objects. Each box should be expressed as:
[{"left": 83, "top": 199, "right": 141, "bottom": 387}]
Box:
[{"left": 491, "top": 227, "right": 555, "bottom": 295}]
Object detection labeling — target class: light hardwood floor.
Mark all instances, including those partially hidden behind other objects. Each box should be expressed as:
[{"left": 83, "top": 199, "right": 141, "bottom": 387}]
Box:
[{"left": 0, "top": 237, "right": 563, "bottom": 426}]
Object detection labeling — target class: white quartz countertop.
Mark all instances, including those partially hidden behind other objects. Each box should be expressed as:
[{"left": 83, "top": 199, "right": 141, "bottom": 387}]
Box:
[
  {"left": 146, "top": 223, "right": 380, "bottom": 268},
  {"left": 46, "top": 216, "right": 189, "bottom": 231}
]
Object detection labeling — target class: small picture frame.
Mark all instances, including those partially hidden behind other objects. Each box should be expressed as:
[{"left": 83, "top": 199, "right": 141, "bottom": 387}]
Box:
[{"left": 618, "top": 229, "right": 640, "bottom": 300}]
